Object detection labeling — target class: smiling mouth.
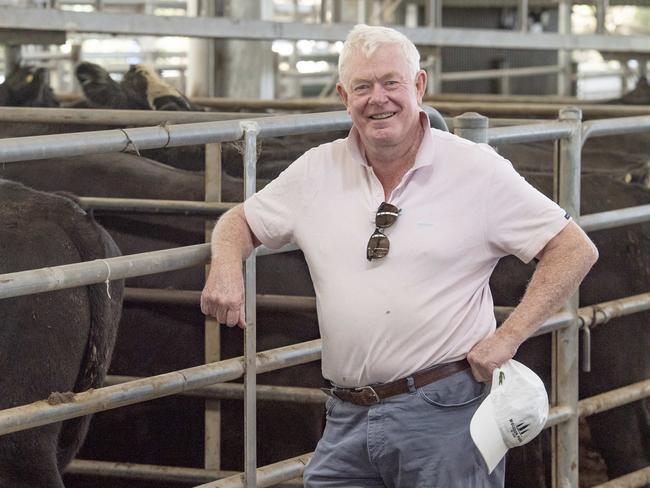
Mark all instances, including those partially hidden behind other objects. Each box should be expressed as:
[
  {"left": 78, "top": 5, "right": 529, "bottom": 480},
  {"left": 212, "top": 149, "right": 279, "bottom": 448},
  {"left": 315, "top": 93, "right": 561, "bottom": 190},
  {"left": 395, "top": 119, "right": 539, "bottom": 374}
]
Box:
[{"left": 369, "top": 112, "right": 396, "bottom": 120}]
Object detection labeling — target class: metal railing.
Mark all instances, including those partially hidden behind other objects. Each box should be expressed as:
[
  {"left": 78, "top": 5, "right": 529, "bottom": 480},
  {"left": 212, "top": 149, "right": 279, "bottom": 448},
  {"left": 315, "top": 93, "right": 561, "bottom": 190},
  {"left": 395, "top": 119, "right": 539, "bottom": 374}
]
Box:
[{"left": 1, "top": 107, "right": 650, "bottom": 487}]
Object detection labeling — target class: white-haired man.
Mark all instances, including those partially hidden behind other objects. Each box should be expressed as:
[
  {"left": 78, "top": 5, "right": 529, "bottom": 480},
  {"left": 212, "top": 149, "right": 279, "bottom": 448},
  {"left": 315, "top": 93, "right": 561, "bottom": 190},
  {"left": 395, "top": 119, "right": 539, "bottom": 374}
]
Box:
[{"left": 201, "top": 24, "right": 598, "bottom": 487}]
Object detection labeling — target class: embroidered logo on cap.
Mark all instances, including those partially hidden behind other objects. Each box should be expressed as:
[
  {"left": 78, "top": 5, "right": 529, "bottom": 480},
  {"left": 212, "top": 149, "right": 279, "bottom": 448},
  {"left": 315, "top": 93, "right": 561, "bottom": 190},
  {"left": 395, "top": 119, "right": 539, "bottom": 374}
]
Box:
[{"left": 508, "top": 418, "right": 530, "bottom": 443}]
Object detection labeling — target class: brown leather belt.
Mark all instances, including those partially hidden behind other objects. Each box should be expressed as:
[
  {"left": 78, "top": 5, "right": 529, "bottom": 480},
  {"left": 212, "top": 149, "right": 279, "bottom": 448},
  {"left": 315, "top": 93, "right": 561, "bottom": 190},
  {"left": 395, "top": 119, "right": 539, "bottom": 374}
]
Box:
[{"left": 322, "top": 358, "right": 470, "bottom": 406}]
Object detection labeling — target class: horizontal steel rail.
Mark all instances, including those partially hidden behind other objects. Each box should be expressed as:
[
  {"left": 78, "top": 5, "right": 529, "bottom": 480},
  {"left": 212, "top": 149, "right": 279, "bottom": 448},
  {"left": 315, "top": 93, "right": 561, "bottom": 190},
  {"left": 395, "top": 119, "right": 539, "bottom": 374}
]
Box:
[
  {"left": 0, "top": 339, "right": 321, "bottom": 436},
  {"left": 592, "top": 466, "right": 650, "bottom": 488},
  {"left": 545, "top": 405, "right": 573, "bottom": 429},
  {"left": 578, "top": 292, "right": 650, "bottom": 331},
  {"left": 196, "top": 453, "right": 313, "bottom": 488},
  {"left": 582, "top": 116, "right": 650, "bottom": 143},
  {"left": 124, "top": 288, "right": 318, "bottom": 313},
  {"left": 49, "top": 93, "right": 650, "bottom": 118},
  {"left": 0, "top": 241, "right": 298, "bottom": 300},
  {"left": 104, "top": 376, "right": 327, "bottom": 404},
  {"left": 0, "top": 244, "right": 210, "bottom": 299},
  {"left": 66, "top": 459, "right": 304, "bottom": 487},
  {"left": 432, "top": 102, "right": 650, "bottom": 119},
  {"left": 441, "top": 64, "right": 562, "bottom": 82},
  {"left": 54, "top": 94, "right": 344, "bottom": 111},
  {"left": 581, "top": 205, "right": 650, "bottom": 233},
  {"left": 0, "top": 107, "right": 446, "bottom": 163},
  {"left": 579, "top": 379, "right": 650, "bottom": 419},
  {"left": 0, "top": 113, "right": 343, "bottom": 163},
  {"left": 0, "top": 106, "right": 272, "bottom": 126},
  {"left": 487, "top": 121, "right": 573, "bottom": 145},
  {"left": 77, "top": 197, "right": 235, "bottom": 216},
  {"left": 66, "top": 460, "right": 239, "bottom": 484}
]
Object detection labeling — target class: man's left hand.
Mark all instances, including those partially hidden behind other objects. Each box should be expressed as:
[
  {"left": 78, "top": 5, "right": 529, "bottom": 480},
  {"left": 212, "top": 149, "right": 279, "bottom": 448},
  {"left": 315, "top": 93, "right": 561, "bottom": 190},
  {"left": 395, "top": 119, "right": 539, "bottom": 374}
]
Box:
[{"left": 466, "top": 329, "right": 520, "bottom": 383}]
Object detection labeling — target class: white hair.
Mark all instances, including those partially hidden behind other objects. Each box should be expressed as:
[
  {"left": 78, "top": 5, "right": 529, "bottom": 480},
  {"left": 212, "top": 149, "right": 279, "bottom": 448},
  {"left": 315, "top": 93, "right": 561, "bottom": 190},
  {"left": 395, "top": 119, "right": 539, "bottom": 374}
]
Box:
[{"left": 338, "top": 24, "right": 421, "bottom": 90}]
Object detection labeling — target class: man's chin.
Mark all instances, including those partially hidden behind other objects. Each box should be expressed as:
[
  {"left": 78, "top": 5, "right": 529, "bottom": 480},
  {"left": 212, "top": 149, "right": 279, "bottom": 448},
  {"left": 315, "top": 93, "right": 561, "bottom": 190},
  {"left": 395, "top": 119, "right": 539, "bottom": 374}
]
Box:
[{"left": 368, "top": 132, "right": 400, "bottom": 147}]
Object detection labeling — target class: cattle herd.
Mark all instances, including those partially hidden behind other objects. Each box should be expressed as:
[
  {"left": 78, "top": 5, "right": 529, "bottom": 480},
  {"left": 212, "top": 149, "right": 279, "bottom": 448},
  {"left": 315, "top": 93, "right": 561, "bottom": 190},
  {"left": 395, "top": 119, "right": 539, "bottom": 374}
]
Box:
[{"left": 0, "top": 63, "right": 650, "bottom": 488}]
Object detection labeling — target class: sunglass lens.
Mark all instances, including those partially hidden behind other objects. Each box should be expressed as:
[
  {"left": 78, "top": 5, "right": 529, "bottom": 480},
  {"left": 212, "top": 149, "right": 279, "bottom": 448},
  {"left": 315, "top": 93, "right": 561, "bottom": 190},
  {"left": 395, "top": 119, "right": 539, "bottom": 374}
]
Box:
[
  {"left": 367, "top": 231, "right": 390, "bottom": 261},
  {"left": 375, "top": 202, "right": 399, "bottom": 228}
]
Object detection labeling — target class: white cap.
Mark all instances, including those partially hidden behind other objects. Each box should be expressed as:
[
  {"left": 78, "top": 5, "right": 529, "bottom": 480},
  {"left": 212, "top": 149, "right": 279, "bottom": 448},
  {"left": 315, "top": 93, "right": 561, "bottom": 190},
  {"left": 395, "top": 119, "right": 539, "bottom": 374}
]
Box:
[{"left": 470, "top": 359, "right": 549, "bottom": 473}]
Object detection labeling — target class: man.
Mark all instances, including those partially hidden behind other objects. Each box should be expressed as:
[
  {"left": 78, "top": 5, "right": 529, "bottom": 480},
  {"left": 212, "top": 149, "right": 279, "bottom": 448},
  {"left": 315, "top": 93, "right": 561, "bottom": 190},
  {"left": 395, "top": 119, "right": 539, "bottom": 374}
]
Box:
[{"left": 201, "top": 24, "right": 598, "bottom": 487}]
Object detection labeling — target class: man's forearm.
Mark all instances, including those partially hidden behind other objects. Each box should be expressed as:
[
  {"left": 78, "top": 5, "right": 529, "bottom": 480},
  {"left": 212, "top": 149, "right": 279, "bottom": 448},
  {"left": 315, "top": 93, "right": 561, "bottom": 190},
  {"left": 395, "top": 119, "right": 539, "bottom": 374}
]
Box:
[
  {"left": 498, "top": 221, "right": 599, "bottom": 347},
  {"left": 468, "top": 222, "right": 598, "bottom": 381},
  {"left": 210, "top": 204, "right": 258, "bottom": 264},
  {"left": 201, "top": 204, "right": 260, "bottom": 327}
]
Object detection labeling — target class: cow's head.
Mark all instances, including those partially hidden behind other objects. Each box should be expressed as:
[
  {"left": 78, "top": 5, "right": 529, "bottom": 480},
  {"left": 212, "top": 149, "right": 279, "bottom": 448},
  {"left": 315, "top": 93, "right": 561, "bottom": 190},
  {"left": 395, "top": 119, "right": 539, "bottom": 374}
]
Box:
[
  {"left": 76, "top": 62, "right": 129, "bottom": 109},
  {"left": 122, "top": 64, "right": 202, "bottom": 111},
  {"left": 0, "top": 65, "right": 59, "bottom": 107}
]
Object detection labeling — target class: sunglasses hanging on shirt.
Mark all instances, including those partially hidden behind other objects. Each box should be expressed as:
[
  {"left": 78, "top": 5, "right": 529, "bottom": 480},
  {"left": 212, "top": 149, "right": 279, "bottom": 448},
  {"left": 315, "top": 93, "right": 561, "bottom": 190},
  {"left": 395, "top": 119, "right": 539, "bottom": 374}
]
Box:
[{"left": 367, "top": 202, "right": 400, "bottom": 261}]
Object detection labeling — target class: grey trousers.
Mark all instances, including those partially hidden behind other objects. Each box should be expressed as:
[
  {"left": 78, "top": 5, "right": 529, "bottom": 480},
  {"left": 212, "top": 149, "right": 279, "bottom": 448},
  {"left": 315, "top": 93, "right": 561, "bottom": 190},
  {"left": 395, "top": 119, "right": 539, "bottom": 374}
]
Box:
[{"left": 303, "top": 369, "right": 506, "bottom": 488}]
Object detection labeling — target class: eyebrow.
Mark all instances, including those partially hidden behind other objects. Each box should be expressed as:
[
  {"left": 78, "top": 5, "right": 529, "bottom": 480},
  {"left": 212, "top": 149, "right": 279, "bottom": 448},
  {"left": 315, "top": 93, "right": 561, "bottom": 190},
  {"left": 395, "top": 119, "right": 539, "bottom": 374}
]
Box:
[{"left": 349, "top": 71, "right": 403, "bottom": 86}]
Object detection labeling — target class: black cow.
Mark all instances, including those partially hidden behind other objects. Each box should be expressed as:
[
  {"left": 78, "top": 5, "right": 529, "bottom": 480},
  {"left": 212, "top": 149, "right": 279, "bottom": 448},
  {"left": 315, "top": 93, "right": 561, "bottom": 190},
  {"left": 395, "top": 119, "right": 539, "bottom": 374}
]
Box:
[
  {"left": 0, "top": 65, "right": 59, "bottom": 107},
  {"left": 0, "top": 179, "right": 124, "bottom": 487}
]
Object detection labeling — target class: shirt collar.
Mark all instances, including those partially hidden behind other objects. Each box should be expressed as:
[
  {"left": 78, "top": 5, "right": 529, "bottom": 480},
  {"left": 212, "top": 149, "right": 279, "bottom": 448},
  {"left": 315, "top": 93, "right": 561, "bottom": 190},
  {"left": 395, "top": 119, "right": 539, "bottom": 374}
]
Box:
[{"left": 345, "top": 110, "right": 436, "bottom": 170}]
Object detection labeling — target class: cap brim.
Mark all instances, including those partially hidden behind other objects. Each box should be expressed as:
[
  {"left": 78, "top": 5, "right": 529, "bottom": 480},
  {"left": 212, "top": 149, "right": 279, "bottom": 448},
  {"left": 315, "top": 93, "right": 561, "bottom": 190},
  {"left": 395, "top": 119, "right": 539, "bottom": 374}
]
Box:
[{"left": 470, "top": 395, "right": 509, "bottom": 474}]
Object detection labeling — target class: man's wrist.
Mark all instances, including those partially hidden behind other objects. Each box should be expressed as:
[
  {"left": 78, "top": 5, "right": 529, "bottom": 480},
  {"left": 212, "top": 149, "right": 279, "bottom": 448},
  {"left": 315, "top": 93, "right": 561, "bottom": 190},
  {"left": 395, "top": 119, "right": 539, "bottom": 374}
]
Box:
[{"left": 495, "top": 323, "right": 528, "bottom": 351}]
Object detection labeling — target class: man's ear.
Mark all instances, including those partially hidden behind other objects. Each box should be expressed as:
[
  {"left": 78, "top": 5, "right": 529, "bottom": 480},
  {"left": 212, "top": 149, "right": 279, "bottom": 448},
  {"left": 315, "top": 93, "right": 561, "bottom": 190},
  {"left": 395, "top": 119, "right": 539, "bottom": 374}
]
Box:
[
  {"left": 415, "top": 70, "right": 427, "bottom": 104},
  {"left": 336, "top": 82, "right": 349, "bottom": 110}
]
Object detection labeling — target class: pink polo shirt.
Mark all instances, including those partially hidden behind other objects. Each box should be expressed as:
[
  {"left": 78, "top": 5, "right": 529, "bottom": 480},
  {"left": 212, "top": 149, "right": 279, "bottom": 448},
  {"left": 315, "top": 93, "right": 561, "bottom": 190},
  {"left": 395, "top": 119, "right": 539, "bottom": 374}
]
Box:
[{"left": 244, "top": 114, "right": 569, "bottom": 387}]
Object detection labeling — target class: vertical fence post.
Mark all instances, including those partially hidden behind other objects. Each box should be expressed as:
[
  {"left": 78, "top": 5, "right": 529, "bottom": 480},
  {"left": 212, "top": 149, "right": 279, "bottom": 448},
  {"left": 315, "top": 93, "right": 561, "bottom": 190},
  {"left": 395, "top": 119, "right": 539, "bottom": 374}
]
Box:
[
  {"left": 557, "top": 0, "right": 572, "bottom": 97},
  {"left": 204, "top": 142, "right": 222, "bottom": 471},
  {"left": 426, "top": 0, "right": 443, "bottom": 95},
  {"left": 242, "top": 123, "right": 259, "bottom": 488},
  {"left": 553, "top": 106, "right": 582, "bottom": 488},
  {"left": 452, "top": 112, "right": 488, "bottom": 143},
  {"left": 518, "top": 0, "right": 529, "bottom": 32},
  {"left": 596, "top": 0, "right": 609, "bottom": 35}
]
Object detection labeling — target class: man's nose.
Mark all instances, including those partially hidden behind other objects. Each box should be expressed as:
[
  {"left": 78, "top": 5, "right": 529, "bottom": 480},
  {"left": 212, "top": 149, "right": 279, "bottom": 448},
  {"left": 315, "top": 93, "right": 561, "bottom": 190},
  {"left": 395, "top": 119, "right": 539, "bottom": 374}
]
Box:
[{"left": 368, "top": 84, "right": 388, "bottom": 104}]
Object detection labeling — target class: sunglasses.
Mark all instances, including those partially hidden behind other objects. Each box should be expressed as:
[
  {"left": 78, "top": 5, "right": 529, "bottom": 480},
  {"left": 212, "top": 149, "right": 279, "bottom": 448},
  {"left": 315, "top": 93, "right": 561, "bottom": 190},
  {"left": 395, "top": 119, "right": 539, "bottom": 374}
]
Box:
[{"left": 367, "top": 202, "right": 400, "bottom": 261}]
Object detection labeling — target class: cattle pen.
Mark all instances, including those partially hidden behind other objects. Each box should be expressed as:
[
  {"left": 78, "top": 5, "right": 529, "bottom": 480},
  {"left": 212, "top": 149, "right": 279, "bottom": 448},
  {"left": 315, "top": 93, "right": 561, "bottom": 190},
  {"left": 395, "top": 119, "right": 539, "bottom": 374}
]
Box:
[{"left": 1, "top": 107, "right": 650, "bottom": 488}]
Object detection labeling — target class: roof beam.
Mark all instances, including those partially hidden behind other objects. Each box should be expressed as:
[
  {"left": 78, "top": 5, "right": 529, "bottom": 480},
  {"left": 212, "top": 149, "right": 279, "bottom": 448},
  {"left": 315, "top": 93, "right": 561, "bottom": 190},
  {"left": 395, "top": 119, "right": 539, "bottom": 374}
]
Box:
[{"left": 2, "top": 7, "right": 650, "bottom": 54}]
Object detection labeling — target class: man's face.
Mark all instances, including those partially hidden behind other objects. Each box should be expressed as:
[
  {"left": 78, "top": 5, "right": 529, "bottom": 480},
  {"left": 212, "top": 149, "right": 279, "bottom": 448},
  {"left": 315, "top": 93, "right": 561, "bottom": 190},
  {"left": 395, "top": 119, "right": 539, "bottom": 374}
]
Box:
[{"left": 337, "top": 44, "right": 427, "bottom": 150}]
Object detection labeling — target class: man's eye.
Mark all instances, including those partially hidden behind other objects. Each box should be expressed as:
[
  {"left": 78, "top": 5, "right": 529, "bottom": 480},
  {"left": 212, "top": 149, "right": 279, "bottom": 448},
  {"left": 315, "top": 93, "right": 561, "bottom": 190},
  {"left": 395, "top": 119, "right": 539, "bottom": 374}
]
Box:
[
  {"left": 385, "top": 80, "right": 399, "bottom": 87},
  {"left": 353, "top": 84, "right": 370, "bottom": 93}
]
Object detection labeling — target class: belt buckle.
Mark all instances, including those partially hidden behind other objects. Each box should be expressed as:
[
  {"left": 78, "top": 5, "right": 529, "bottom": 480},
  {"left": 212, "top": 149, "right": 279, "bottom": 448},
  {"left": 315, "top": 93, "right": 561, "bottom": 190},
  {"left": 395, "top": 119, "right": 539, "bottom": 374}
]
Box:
[{"left": 354, "top": 385, "right": 381, "bottom": 405}]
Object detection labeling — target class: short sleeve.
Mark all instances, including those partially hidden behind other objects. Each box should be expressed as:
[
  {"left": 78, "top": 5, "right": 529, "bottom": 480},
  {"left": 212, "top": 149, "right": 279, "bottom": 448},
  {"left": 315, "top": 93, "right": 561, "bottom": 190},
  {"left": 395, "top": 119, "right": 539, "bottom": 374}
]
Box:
[
  {"left": 243, "top": 150, "right": 314, "bottom": 250},
  {"left": 485, "top": 157, "right": 570, "bottom": 263}
]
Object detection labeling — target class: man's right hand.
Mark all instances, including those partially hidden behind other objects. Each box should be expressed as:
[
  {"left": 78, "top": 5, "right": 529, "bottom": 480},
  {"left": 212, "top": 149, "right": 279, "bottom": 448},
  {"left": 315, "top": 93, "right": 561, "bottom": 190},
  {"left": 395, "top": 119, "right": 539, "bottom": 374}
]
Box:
[
  {"left": 200, "top": 258, "right": 247, "bottom": 329},
  {"left": 200, "top": 204, "right": 260, "bottom": 329}
]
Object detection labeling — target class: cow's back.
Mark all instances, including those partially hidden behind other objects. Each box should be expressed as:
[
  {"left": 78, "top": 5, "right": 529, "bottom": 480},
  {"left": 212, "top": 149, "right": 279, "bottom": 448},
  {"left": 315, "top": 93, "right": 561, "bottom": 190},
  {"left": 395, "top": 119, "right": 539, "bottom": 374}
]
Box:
[{"left": 0, "top": 179, "right": 123, "bottom": 487}]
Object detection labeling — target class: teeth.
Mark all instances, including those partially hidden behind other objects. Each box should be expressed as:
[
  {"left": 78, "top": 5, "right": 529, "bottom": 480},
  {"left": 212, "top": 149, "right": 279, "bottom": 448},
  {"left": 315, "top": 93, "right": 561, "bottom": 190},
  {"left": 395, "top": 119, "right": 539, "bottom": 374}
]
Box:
[{"left": 370, "top": 112, "right": 395, "bottom": 120}]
